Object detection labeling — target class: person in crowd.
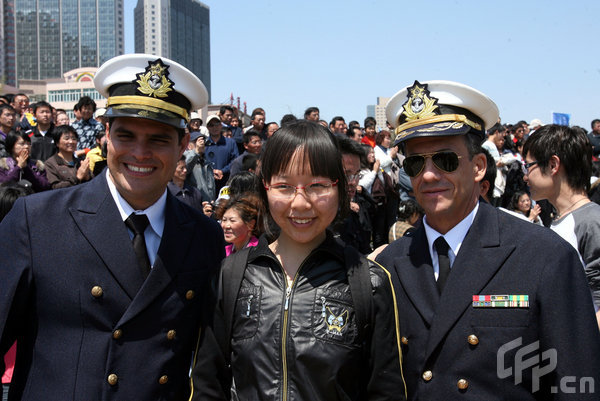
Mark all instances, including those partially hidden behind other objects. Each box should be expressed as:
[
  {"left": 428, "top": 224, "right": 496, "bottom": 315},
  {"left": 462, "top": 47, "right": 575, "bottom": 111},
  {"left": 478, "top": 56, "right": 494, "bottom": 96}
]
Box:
[
  {"left": 28, "top": 101, "right": 57, "bottom": 162},
  {"left": 280, "top": 113, "right": 298, "bottom": 127},
  {"left": 388, "top": 199, "right": 424, "bottom": 242},
  {"left": 329, "top": 116, "right": 347, "bottom": 135},
  {"left": 202, "top": 201, "right": 214, "bottom": 218},
  {"left": 377, "top": 80, "right": 600, "bottom": 400},
  {"left": 481, "top": 123, "right": 508, "bottom": 206},
  {"left": 303, "top": 106, "right": 319, "bottom": 121},
  {"left": 168, "top": 156, "right": 204, "bottom": 210},
  {"left": 44, "top": 125, "right": 91, "bottom": 188},
  {"left": 185, "top": 131, "right": 216, "bottom": 202},
  {"left": 0, "top": 131, "right": 49, "bottom": 192},
  {"left": 0, "top": 105, "right": 16, "bottom": 158},
  {"left": 479, "top": 148, "right": 497, "bottom": 203},
  {"left": 588, "top": 119, "right": 600, "bottom": 162},
  {"left": 9, "top": 94, "right": 29, "bottom": 131},
  {"left": 347, "top": 126, "right": 363, "bottom": 143},
  {"left": 523, "top": 124, "right": 600, "bottom": 325},
  {"left": 361, "top": 120, "right": 377, "bottom": 147},
  {"left": 215, "top": 193, "right": 263, "bottom": 256},
  {"left": 218, "top": 105, "right": 243, "bottom": 152},
  {"left": 229, "top": 130, "right": 262, "bottom": 177},
  {"left": 205, "top": 115, "right": 239, "bottom": 192},
  {"left": 265, "top": 121, "right": 279, "bottom": 139},
  {"left": 191, "top": 120, "right": 405, "bottom": 400},
  {"left": 85, "top": 129, "right": 108, "bottom": 177},
  {"left": 188, "top": 112, "right": 203, "bottom": 133},
  {"left": 502, "top": 190, "right": 542, "bottom": 224},
  {"left": 243, "top": 110, "right": 266, "bottom": 138},
  {"left": 71, "top": 96, "right": 104, "bottom": 154},
  {"left": 54, "top": 109, "right": 71, "bottom": 126},
  {"left": 0, "top": 54, "right": 225, "bottom": 400}
]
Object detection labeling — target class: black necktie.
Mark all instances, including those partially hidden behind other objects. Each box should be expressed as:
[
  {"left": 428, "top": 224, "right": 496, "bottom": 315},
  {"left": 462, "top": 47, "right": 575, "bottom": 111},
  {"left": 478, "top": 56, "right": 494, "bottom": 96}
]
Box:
[
  {"left": 434, "top": 236, "right": 451, "bottom": 294},
  {"left": 125, "top": 213, "right": 151, "bottom": 278}
]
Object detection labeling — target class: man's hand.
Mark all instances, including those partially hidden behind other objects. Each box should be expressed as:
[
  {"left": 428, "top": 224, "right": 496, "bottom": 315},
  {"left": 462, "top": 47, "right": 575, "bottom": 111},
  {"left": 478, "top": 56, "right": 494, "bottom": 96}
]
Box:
[
  {"left": 213, "top": 169, "right": 223, "bottom": 180},
  {"left": 77, "top": 158, "right": 91, "bottom": 181}
]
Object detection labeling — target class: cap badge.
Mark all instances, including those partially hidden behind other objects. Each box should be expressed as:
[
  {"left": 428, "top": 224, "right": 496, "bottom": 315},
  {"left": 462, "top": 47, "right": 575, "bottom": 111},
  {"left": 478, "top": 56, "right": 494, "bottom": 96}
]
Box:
[
  {"left": 401, "top": 80, "right": 439, "bottom": 122},
  {"left": 135, "top": 59, "right": 174, "bottom": 98},
  {"left": 325, "top": 307, "right": 348, "bottom": 335}
]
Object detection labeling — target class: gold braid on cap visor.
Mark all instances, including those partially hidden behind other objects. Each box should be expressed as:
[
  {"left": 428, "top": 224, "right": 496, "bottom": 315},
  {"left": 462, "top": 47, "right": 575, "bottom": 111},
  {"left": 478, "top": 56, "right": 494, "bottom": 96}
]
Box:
[
  {"left": 394, "top": 114, "right": 482, "bottom": 137},
  {"left": 107, "top": 95, "right": 189, "bottom": 122}
]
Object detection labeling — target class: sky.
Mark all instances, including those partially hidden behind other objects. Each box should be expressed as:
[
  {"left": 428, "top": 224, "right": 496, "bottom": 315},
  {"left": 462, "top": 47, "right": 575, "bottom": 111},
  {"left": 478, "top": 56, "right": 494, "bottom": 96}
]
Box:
[{"left": 124, "top": 0, "right": 600, "bottom": 129}]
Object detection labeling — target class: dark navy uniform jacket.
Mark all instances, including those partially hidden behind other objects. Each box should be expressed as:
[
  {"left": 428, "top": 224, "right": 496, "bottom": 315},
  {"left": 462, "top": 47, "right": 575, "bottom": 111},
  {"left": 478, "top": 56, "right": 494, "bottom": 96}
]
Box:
[
  {"left": 0, "top": 172, "right": 225, "bottom": 400},
  {"left": 376, "top": 201, "right": 600, "bottom": 400}
]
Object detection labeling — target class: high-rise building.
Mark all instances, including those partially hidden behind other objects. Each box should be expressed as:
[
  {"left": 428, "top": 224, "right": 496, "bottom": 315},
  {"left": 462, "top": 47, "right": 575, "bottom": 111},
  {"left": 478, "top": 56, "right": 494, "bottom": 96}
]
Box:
[
  {"left": 1, "top": 0, "right": 124, "bottom": 86},
  {"left": 134, "top": 0, "right": 210, "bottom": 101},
  {"left": 366, "top": 97, "right": 390, "bottom": 131}
]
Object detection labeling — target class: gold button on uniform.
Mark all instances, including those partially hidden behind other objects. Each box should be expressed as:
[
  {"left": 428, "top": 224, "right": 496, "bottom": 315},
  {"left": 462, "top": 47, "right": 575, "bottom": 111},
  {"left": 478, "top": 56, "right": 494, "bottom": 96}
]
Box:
[
  {"left": 91, "top": 286, "right": 103, "bottom": 298},
  {"left": 422, "top": 370, "right": 432, "bottom": 381},
  {"left": 468, "top": 334, "right": 479, "bottom": 345},
  {"left": 159, "top": 375, "right": 169, "bottom": 385},
  {"left": 107, "top": 373, "right": 118, "bottom": 385},
  {"left": 457, "top": 379, "right": 469, "bottom": 390},
  {"left": 401, "top": 336, "right": 409, "bottom": 345},
  {"left": 113, "top": 329, "right": 123, "bottom": 339},
  {"left": 185, "top": 290, "right": 195, "bottom": 300},
  {"left": 167, "top": 330, "right": 176, "bottom": 340}
]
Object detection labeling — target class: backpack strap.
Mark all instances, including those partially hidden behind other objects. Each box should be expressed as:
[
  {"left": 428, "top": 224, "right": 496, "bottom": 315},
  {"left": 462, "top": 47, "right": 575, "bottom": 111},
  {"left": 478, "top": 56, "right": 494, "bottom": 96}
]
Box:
[
  {"left": 221, "top": 246, "right": 251, "bottom": 363},
  {"left": 344, "top": 245, "right": 373, "bottom": 345}
]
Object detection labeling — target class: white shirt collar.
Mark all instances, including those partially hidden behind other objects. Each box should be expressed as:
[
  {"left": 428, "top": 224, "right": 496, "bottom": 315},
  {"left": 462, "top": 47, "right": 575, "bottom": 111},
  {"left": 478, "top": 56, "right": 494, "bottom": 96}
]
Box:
[
  {"left": 423, "top": 202, "right": 479, "bottom": 266},
  {"left": 105, "top": 169, "right": 166, "bottom": 239}
]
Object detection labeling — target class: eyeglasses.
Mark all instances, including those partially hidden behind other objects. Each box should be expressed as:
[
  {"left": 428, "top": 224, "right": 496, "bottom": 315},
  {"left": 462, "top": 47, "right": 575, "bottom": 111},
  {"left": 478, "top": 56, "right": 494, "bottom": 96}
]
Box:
[
  {"left": 403, "top": 151, "right": 463, "bottom": 177},
  {"left": 522, "top": 160, "right": 539, "bottom": 175},
  {"left": 264, "top": 180, "right": 338, "bottom": 200}
]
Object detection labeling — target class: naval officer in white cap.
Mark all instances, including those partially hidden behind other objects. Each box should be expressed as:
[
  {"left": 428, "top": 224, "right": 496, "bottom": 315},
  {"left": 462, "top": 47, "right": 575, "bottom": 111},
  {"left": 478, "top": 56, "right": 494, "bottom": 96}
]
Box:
[
  {"left": 376, "top": 80, "right": 600, "bottom": 400},
  {"left": 0, "top": 54, "right": 225, "bottom": 400}
]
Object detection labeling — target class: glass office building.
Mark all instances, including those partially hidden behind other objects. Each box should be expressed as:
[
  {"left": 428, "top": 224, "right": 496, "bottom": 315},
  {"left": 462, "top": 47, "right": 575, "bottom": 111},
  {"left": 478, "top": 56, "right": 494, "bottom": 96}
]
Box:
[
  {"left": 134, "top": 0, "right": 210, "bottom": 100},
  {"left": 5, "top": 0, "right": 124, "bottom": 82}
]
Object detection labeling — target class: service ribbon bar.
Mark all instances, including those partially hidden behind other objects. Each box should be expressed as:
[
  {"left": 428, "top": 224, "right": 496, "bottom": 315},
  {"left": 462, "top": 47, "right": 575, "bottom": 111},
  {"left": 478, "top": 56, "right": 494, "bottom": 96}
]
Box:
[{"left": 472, "top": 295, "right": 529, "bottom": 308}]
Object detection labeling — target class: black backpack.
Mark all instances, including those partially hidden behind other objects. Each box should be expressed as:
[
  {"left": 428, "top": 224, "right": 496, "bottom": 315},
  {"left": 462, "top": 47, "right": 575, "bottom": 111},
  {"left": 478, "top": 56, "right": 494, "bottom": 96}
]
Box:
[{"left": 220, "top": 245, "right": 374, "bottom": 362}]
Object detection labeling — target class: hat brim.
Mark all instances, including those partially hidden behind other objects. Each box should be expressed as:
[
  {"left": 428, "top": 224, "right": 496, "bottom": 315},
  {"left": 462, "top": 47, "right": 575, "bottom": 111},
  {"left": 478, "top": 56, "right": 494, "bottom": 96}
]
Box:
[
  {"left": 105, "top": 105, "right": 186, "bottom": 130},
  {"left": 393, "top": 121, "right": 477, "bottom": 147}
]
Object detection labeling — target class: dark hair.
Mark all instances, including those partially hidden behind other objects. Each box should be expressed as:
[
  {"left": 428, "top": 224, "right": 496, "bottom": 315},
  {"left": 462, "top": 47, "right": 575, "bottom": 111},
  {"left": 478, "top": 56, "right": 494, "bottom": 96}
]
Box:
[
  {"left": 346, "top": 127, "right": 361, "bottom": 139},
  {"left": 250, "top": 110, "right": 264, "bottom": 120},
  {"left": 329, "top": 116, "right": 345, "bottom": 128},
  {"left": 259, "top": 120, "right": 349, "bottom": 219},
  {"left": 220, "top": 126, "right": 232, "bottom": 136},
  {"left": 251, "top": 107, "right": 265, "bottom": 116},
  {"left": 215, "top": 192, "right": 265, "bottom": 238},
  {"left": 348, "top": 121, "right": 360, "bottom": 131},
  {"left": 280, "top": 114, "right": 298, "bottom": 127},
  {"left": 75, "top": 96, "right": 96, "bottom": 112},
  {"left": 0, "top": 184, "right": 32, "bottom": 222},
  {"left": 241, "top": 153, "right": 259, "bottom": 172},
  {"left": 219, "top": 105, "right": 234, "bottom": 115},
  {"left": 375, "top": 130, "right": 391, "bottom": 146},
  {"left": 591, "top": 119, "right": 600, "bottom": 129},
  {"left": 33, "top": 101, "right": 52, "bottom": 114},
  {"left": 487, "top": 123, "right": 505, "bottom": 136},
  {"left": 53, "top": 125, "right": 78, "bottom": 146},
  {"left": 397, "top": 199, "right": 423, "bottom": 221},
  {"left": 480, "top": 147, "right": 497, "bottom": 201},
  {"left": 303, "top": 107, "right": 319, "bottom": 118},
  {"left": 336, "top": 134, "right": 364, "bottom": 159},
  {"left": 243, "top": 130, "right": 261, "bottom": 144},
  {"left": 523, "top": 124, "right": 592, "bottom": 192},
  {"left": 359, "top": 144, "right": 374, "bottom": 169},
  {"left": 364, "top": 121, "right": 376, "bottom": 130},
  {"left": 364, "top": 116, "right": 376, "bottom": 127},
  {"left": 510, "top": 191, "right": 530, "bottom": 214},
  {"left": 5, "top": 131, "right": 31, "bottom": 156},
  {"left": 463, "top": 132, "right": 483, "bottom": 159},
  {"left": 227, "top": 171, "right": 260, "bottom": 196},
  {"left": 0, "top": 104, "right": 16, "bottom": 117}
]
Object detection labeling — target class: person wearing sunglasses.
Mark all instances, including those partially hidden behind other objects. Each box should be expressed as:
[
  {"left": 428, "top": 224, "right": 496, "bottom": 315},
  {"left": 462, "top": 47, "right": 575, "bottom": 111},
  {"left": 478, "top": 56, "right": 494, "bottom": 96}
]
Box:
[
  {"left": 376, "top": 80, "right": 600, "bottom": 400},
  {"left": 191, "top": 120, "right": 406, "bottom": 400}
]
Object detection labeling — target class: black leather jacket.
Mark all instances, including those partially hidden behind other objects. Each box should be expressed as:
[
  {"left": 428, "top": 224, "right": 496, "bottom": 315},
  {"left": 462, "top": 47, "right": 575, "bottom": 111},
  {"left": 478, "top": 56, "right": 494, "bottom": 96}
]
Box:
[{"left": 192, "top": 233, "right": 406, "bottom": 401}]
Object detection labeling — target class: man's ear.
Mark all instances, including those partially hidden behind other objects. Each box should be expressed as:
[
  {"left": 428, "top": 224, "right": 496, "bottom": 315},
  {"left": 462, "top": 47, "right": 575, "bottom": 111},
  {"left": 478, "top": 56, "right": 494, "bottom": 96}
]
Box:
[
  {"left": 473, "top": 153, "right": 487, "bottom": 183},
  {"left": 549, "top": 154, "right": 561, "bottom": 176}
]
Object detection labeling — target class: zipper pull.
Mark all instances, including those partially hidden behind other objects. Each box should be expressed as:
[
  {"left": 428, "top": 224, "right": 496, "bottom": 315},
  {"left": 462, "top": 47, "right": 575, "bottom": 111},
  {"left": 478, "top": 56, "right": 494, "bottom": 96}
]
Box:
[
  {"left": 284, "top": 286, "right": 292, "bottom": 310},
  {"left": 321, "top": 297, "right": 326, "bottom": 318},
  {"left": 246, "top": 294, "right": 254, "bottom": 317}
]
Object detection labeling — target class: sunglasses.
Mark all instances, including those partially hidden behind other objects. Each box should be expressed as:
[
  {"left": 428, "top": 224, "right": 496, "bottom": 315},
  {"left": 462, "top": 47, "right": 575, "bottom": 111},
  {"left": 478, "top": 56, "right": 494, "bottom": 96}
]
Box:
[{"left": 403, "top": 151, "right": 463, "bottom": 177}]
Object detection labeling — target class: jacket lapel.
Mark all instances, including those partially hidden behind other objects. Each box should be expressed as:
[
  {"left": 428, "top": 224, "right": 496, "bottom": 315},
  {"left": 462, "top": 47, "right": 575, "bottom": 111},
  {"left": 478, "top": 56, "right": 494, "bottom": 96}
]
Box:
[
  {"left": 117, "top": 194, "right": 196, "bottom": 324},
  {"left": 394, "top": 226, "right": 440, "bottom": 326},
  {"left": 425, "top": 203, "right": 516, "bottom": 359},
  {"left": 69, "top": 174, "right": 145, "bottom": 299}
]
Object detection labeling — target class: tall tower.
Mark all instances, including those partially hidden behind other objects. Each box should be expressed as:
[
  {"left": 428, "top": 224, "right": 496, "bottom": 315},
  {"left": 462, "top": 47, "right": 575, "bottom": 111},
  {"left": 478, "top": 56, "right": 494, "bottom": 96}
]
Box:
[
  {"left": 134, "top": 0, "right": 210, "bottom": 101},
  {"left": 4, "top": 0, "right": 124, "bottom": 83}
]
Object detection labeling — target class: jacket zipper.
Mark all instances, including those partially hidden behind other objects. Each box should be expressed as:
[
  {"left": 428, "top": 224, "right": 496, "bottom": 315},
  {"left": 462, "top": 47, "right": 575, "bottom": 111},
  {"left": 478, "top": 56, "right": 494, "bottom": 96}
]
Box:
[{"left": 281, "top": 267, "right": 302, "bottom": 401}]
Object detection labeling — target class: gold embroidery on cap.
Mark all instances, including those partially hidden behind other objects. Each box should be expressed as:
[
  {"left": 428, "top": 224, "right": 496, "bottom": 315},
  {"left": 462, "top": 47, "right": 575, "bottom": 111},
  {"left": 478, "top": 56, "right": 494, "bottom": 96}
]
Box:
[
  {"left": 400, "top": 81, "right": 439, "bottom": 122},
  {"left": 136, "top": 59, "right": 174, "bottom": 98}
]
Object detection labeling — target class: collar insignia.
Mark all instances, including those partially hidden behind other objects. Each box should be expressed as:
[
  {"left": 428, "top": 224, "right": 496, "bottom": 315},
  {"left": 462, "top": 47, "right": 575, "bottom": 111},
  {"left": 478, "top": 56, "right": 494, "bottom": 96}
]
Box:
[
  {"left": 325, "top": 307, "right": 348, "bottom": 333},
  {"left": 401, "top": 80, "right": 439, "bottom": 122},
  {"left": 135, "top": 59, "right": 174, "bottom": 98}
]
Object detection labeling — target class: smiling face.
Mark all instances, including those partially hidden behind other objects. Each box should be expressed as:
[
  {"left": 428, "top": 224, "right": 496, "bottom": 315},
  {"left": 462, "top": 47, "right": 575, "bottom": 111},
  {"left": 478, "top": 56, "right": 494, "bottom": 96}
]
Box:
[
  {"left": 517, "top": 193, "right": 531, "bottom": 213},
  {"left": 405, "top": 135, "right": 485, "bottom": 234},
  {"left": 57, "top": 130, "right": 78, "bottom": 155},
  {"left": 267, "top": 150, "right": 339, "bottom": 248},
  {"left": 107, "top": 117, "right": 188, "bottom": 210},
  {"left": 221, "top": 207, "right": 254, "bottom": 250}
]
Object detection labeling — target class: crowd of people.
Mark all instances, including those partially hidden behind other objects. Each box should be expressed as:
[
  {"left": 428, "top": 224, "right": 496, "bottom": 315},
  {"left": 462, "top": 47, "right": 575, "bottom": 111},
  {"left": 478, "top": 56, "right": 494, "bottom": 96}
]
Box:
[{"left": 1, "top": 58, "right": 600, "bottom": 400}]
